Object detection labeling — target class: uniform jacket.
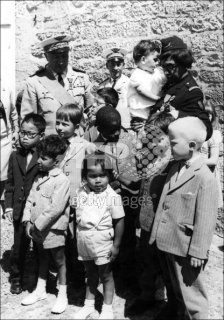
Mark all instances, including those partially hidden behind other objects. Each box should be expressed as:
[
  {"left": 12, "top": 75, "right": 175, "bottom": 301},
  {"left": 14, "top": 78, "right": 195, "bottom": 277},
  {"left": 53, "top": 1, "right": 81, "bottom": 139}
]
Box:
[
  {"left": 151, "top": 71, "right": 213, "bottom": 140},
  {"left": 149, "top": 157, "right": 218, "bottom": 260},
  {"left": 5, "top": 149, "right": 39, "bottom": 221},
  {"left": 154, "top": 71, "right": 204, "bottom": 113},
  {"left": 21, "top": 65, "right": 93, "bottom": 135},
  {"left": 22, "top": 168, "right": 70, "bottom": 232}
]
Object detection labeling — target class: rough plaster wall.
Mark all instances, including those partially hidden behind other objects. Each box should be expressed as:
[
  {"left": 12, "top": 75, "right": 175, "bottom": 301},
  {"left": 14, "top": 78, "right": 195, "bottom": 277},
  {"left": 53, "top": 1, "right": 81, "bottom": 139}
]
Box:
[{"left": 16, "top": 0, "right": 223, "bottom": 229}]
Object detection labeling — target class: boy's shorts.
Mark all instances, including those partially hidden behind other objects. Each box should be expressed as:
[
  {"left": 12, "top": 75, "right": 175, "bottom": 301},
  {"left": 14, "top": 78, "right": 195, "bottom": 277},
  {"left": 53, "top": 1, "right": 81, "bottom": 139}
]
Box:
[
  {"left": 43, "top": 230, "right": 66, "bottom": 249},
  {"left": 77, "top": 228, "right": 114, "bottom": 265}
]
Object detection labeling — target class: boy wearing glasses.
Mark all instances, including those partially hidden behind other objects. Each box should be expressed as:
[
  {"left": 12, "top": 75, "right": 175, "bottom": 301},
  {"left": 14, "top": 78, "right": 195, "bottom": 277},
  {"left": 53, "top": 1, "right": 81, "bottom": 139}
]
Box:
[{"left": 4, "top": 113, "right": 46, "bottom": 294}]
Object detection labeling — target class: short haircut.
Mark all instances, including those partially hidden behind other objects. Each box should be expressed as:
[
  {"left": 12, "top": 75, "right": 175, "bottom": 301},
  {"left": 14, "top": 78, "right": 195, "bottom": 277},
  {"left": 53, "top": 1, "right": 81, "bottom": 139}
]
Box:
[
  {"left": 56, "top": 103, "right": 83, "bottom": 126},
  {"left": 37, "top": 134, "right": 67, "bottom": 159},
  {"left": 96, "top": 87, "right": 119, "bottom": 108},
  {"left": 148, "top": 111, "right": 175, "bottom": 134},
  {"left": 168, "top": 116, "right": 207, "bottom": 148},
  {"left": 81, "top": 151, "right": 113, "bottom": 182},
  {"left": 21, "top": 113, "right": 46, "bottom": 133},
  {"left": 161, "top": 49, "right": 194, "bottom": 69},
  {"left": 96, "top": 105, "right": 121, "bottom": 130},
  {"left": 133, "top": 40, "right": 161, "bottom": 64}
]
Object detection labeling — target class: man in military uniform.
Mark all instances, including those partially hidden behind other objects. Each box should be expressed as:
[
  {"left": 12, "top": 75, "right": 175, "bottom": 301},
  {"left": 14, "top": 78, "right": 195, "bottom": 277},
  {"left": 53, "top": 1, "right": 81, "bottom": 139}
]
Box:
[
  {"left": 99, "top": 48, "right": 131, "bottom": 128},
  {"left": 150, "top": 35, "right": 212, "bottom": 140},
  {"left": 21, "top": 35, "right": 93, "bottom": 135}
]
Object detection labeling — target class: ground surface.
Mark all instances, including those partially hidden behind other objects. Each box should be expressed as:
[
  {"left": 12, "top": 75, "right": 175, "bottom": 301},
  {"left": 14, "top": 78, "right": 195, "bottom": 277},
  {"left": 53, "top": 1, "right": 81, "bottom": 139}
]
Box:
[{"left": 1, "top": 217, "right": 223, "bottom": 320}]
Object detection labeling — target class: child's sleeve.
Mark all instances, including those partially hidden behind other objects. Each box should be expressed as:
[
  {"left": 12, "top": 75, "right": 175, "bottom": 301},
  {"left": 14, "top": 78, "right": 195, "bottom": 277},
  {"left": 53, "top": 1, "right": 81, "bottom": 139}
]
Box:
[
  {"left": 34, "top": 176, "right": 70, "bottom": 231},
  {"left": 188, "top": 175, "right": 218, "bottom": 259},
  {"left": 110, "top": 194, "right": 125, "bottom": 220},
  {"left": 4, "top": 153, "right": 14, "bottom": 209},
  {"left": 22, "top": 184, "right": 35, "bottom": 223}
]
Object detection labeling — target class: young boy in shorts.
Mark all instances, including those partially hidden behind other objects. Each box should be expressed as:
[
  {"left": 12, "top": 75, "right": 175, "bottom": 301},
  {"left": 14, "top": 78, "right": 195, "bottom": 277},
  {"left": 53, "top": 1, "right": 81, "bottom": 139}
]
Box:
[{"left": 150, "top": 117, "right": 218, "bottom": 320}]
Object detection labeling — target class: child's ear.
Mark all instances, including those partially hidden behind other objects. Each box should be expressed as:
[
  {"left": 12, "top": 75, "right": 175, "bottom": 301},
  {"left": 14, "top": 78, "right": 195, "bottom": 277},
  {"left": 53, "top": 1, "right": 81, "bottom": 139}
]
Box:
[
  {"left": 189, "top": 141, "right": 197, "bottom": 150},
  {"left": 140, "top": 56, "right": 146, "bottom": 65},
  {"left": 54, "top": 159, "right": 59, "bottom": 167},
  {"left": 40, "top": 132, "right": 45, "bottom": 140}
]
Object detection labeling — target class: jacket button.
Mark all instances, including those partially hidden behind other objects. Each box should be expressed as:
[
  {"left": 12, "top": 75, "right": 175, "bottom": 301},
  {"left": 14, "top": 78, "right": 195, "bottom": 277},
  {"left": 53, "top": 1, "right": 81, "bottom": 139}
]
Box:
[
  {"left": 21, "top": 187, "right": 24, "bottom": 191},
  {"left": 66, "top": 172, "right": 69, "bottom": 176},
  {"left": 18, "top": 197, "right": 22, "bottom": 202},
  {"left": 33, "top": 202, "right": 36, "bottom": 207}
]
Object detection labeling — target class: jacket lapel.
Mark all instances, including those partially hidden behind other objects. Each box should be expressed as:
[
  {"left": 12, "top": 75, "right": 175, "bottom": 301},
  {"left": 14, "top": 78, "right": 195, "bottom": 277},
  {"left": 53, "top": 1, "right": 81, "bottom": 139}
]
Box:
[
  {"left": 16, "top": 151, "right": 26, "bottom": 175},
  {"left": 167, "top": 158, "right": 204, "bottom": 194},
  {"left": 26, "top": 151, "right": 38, "bottom": 172}
]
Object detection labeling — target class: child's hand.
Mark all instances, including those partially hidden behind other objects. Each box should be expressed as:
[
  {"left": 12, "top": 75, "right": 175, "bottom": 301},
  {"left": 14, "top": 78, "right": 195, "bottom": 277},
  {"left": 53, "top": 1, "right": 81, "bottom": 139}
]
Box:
[
  {"left": 4, "top": 209, "right": 13, "bottom": 223},
  {"left": 108, "top": 245, "right": 119, "bottom": 262},
  {"left": 25, "top": 222, "right": 34, "bottom": 239},
  {"left": 32, "top": 226, "right": 43, "bottom": 243},
  {"left": 190, "top": 256, "right": 205, "bottom": 268}
]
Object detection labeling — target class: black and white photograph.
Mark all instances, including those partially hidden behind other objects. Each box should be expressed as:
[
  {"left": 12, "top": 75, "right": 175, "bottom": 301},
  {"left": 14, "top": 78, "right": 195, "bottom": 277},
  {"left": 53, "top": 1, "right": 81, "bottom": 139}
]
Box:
[{"left": 0, "top": 1, "right": 223, "bottom": 319}]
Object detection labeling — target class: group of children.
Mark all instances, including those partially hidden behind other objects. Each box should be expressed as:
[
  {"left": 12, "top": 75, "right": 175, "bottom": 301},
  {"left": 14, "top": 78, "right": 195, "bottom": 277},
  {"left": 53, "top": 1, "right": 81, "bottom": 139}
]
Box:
[{"left": 2, "top": 38, "right": 222, "bottom": 320}]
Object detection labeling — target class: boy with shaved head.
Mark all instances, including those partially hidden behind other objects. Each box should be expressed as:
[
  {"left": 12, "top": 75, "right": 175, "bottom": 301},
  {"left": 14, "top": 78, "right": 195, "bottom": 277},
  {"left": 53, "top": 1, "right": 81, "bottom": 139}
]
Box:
[{"left": 150, "top": 117, "right": 218, "bottom": 320}]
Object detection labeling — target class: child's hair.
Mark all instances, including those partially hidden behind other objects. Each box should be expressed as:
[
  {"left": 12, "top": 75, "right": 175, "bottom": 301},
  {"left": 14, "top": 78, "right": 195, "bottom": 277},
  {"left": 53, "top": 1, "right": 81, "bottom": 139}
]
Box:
[
  {"left": 37, "top": 134, "right": 67, "bottom": 160},
  {"left": 95, "top": 105, "right": 121, "bottom": 130},
  {"left": 148, "top": 111, "right": 175, "bottom": 134},
  {"left": 81, "top": 151, "right": 113, "bottom": 182},
  {"left": 21, "top": 113, "right": 46, "bottom": 133},
  {"left": 161, "top": 49, "right": 194, "bottom": 69},
  {"left": 168, "top": 116, "right": 207, "bottom": 149},
  {"left": 133, "top": 40, "right": 161, "bottom": 64},
  {"left": 96, "top": 87, "right": 119, "bottom": 108},
  {"left": 56, "top": 103, "right": 83, "bottom": 127},
  {"left": 205, "top": 104, "right": 220, "bottom": 130}
]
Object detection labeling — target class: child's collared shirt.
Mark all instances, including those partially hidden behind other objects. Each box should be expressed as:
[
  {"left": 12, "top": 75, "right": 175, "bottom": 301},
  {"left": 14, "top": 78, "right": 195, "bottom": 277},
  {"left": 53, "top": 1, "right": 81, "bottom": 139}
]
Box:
[{"left": 75, "top": 184, "right": 125, "bottom": 231}]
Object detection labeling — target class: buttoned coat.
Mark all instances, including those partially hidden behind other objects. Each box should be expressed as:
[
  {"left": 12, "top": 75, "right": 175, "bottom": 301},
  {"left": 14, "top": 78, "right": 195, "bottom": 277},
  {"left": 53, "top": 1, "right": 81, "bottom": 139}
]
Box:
[
  {"left": 5, "top": 149, "right": 39, "bottom": 221},
  {"left": 149, "top": 157, "right": 218, "bottom": 260},
  {"left": 22, "top": 168, "right": 70, "bottom": 233},
  {"left": 58, "top": 136, "right": 96, "bottom": 203},
  {"left": 21, "top": 65, "right": 93, "bottom": 135}
]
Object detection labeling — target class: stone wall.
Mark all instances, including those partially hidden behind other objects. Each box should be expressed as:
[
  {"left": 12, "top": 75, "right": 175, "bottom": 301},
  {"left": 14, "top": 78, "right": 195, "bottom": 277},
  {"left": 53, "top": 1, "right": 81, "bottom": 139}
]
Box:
[
  {"left": 15, "top": 0, "right": 223, "bottom": 232},
  {"left": 16, "top": 1, "right": 223, "bottom": 107}
]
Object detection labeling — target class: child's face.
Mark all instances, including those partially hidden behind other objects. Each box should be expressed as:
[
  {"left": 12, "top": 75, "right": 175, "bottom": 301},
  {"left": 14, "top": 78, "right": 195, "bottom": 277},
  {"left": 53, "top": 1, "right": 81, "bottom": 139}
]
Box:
[
  {"left": 37, "top": 153, "right": 57, "bottom": 172},
  {"left": 140, "top": 51, "right": 160, "bottom": 73},
  {"left": 89, "top": 94, "right": 106, "bottom": 123},
  {"left": 19, "top": 121, "right": 42, "bottom": 149},
  {"left": 106, "top": 58, "right": 124, "bottom": 80},
  {"left": 99, "top": 122, "right": 121, "bottom": 142},
  {"left": 168, "top": 129, "right": 190, "bottom": 160},
  {"left": 86, "top": 163, "right": 109, "bottom": 193},
  {"left": 56, "top": 118, "right": 76, "bottom": 139}
]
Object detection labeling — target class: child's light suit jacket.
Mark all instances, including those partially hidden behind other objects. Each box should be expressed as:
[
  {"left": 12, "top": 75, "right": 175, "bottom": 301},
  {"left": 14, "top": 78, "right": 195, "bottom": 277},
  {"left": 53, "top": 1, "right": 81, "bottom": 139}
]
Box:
[
  {"left": 22, "top": 168, "right": 70, "bottom": 233},
  {"left": 150, "top": 157, "right": 218, "bottom": 260}
]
